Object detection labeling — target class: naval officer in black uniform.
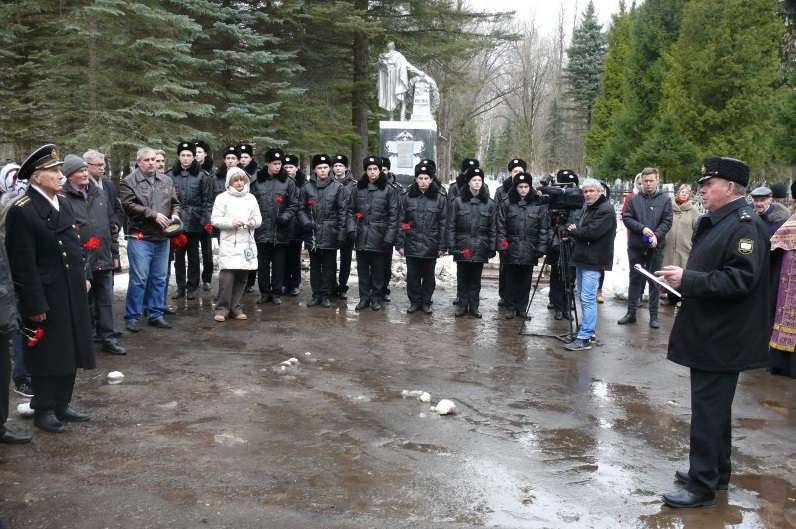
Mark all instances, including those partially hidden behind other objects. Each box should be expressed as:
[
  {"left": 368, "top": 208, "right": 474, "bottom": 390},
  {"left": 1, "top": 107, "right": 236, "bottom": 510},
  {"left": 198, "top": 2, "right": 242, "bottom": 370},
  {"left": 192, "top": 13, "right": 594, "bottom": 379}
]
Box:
[
  {"left": 5, "top": 144, "right": 96, "bottom": 433},
  {"left": 656, "top": 156, "right": 770, "bottom": 508}
]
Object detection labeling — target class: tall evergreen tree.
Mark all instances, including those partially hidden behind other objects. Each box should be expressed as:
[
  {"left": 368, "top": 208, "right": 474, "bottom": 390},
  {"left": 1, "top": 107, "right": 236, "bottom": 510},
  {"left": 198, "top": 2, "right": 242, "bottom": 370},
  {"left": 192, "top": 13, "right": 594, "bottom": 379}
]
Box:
[{"left": 564, "top": 1, "right": 607, "bottom": 130}]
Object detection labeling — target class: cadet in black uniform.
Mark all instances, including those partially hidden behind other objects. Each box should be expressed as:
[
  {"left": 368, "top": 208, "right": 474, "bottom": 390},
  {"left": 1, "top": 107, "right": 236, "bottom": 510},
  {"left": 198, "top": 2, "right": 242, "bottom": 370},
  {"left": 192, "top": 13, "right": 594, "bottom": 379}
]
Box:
[
  {"left": 656, "top": 157, "right": 770, "bottom": 508},
  {"left": 332, "top": 154, "right": 357, "bottom": 299}
]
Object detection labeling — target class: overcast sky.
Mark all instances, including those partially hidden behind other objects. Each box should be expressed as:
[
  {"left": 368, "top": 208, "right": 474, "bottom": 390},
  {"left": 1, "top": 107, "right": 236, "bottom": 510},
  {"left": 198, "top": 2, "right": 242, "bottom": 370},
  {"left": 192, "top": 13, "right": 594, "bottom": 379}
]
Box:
[{"left": 467, "top": 0, "right": 631, "bottom": 38}]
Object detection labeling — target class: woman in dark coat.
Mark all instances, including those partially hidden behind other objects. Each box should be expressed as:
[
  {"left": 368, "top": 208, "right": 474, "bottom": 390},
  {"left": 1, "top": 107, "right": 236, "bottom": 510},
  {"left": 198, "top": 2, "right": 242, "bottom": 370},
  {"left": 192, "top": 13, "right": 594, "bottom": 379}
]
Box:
[
  {"left": 397, "top": 162, "right": 447, "bottom": 314},
  {"left": 496, "top": 172, "right": 549, "bottom": 320},
  {"left": 301, "top": 154, "right": 347, "bottom": 307},
  {"left": 5, "top": 144, "right": 95, "bottom": 433},
  {"left": 446, "top": 168, "right": 496, "bottom": 318},
  {"left": 348, "top": 156, "right": 399, "bottom": 311}
]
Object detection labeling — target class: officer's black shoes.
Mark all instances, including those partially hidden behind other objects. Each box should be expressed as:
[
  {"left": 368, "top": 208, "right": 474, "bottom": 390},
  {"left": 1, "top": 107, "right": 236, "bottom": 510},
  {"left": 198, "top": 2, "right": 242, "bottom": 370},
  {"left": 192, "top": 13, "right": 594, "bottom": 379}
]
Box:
[
  {"left": 355, "top": 299, "right": 370, "bottom": 311},
  {"left": 454, "top": 305, "right": 467, "bottom": 317},
  {"left": 148, "top": 318, "right": 172, "bottom": 329},
  {"left": 662, "top": 489, "right": 715, "bottom": 508},
  {"left": 564, "top": 338, "right": 592, "bottom": 351},
  {"left": 272, "top": 296, "right": 282, "bottom": 305},
  {"left": 172, "top": 289, "right": 186, "bottom": 300},
  {"left": 34, "top": 411, "right": 65, "bottom": 433},
  {"left": 186, "top": 290, "right": 197, "bottom": 300},
  {"left": 617, "top": 312, "right": 637, "bottom": 325},
  {"left": 56, "top": 407, "right": 91, "bottom": 423},
  {"left": 308, "top": 296, "right": 321, "bottom": 307},
  {"left": 321, "top": 297, "right": 331, "bottom": 308},
  {"left": 469, "top": 306, "right": 482, "bottom": 319},
  {"left": 554, "top": 311, "right": 564, "bottom": 320},
  {"left": 422, "top": 304, "right": 433, "bottom": 314},
  {"left": 649, "top": 318, "right": 661, "bottom": 329},
  {"left": 0, "top": 429, "right": 32, "bottom": 444},
  {"left": 102, "top": 341, "right": 126, "bottom": 356},
  {"left": 125, "top": 320, "right": 141, "bottom": 333},
  {"left": 406, "top": 303, "right": 421, "bottom": 314},
  {"left": 371, "top": 300, "right": 383, "bottom": 311},
  {"left": 505, "top": 311, "right": 515, "bottom": 320},
  {"left": 674, "top": 469, "right": 729, "bottom": 491}
]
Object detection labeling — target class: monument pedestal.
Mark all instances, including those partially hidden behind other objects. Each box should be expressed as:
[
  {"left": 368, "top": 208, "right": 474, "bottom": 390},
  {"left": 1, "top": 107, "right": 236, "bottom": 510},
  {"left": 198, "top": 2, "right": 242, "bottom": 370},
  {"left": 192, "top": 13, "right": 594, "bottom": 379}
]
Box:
[{"left": 379, "top": 120, "right": 437, "bottom": 187}]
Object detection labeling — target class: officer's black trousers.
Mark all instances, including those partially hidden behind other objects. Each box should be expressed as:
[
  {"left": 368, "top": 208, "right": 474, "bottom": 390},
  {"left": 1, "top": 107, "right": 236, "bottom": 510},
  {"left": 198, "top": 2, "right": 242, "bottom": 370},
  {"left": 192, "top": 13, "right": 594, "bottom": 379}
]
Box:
[
  {"left": 338, "top": 242, "right": 354, "bottom": 293},
  {"left": 31, "top": 373, "right": 76, "bottom": 413},
  {"left": 687, "top": 369, "right": 738, "bottom": 497},
  {"left": 0, "top": 335, "right": 9, "bottom": 432},
  {"left": 498, "top": 252, "right": 507, "bottom": 301},
  {"left": 309, "top": 249, "right": 337, "bottom": 298},
  {"left": 506, "top": 264, "right": 534, "bottom": 313},
  {"left": 174, "top": 232, "right": 202, "bottom": 292},
  {"left": 356, "top": 251, "right": 386, "bottom": 302},
  {"left": 200, "top": 232, "right": 214, "bottom": 284},
  {"left": 285, "top": 241, "right": 303, "bottom": 291},
  {"left": 257, "top": 243, "right": 286, "bottom": 296},
  {"left": 627, "top": 248, "right": 664, "bottom": 316},
  {"left": 457, "top": 262, "right": 484, "bottom": 309},
  {"left": 406, "top": 257, "right": 436, "bottom": 305}
]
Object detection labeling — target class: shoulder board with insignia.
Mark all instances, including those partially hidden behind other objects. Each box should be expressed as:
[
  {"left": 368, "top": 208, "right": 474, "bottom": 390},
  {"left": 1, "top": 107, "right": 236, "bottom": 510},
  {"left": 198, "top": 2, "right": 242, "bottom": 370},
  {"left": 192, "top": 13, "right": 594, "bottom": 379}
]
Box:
[
  {"left": 14, "top": 196, "right": 30, "bottom": 207},
  {"left": 739, "top": 209, "right": 752, "bottom": 222}
]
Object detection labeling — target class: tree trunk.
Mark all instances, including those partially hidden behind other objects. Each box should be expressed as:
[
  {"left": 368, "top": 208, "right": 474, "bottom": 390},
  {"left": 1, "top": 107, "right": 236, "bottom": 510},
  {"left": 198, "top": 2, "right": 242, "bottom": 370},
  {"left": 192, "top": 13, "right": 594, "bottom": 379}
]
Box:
[{"left": 351, "top": 0, "right": 369, "bottom": 166}]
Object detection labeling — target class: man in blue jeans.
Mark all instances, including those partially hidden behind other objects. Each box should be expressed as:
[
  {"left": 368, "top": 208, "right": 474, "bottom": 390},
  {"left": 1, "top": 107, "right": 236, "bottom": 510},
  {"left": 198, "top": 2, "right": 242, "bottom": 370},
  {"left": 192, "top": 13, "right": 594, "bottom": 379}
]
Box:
[
  {"left": 119, "top": 147, "right": 181, "bottom": 332},
  {"left": 565, "top": 178, "right": 616, "bottom": 351}
]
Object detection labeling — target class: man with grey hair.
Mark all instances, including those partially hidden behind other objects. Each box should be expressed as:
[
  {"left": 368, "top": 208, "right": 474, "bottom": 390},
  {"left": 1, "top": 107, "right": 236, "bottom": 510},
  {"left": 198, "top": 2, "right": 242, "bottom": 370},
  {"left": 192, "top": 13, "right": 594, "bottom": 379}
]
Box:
[
  {"left": 564, "top": 177, "right": 616, "bottom": 351},
  {"left": 83, "top": 149, "right": 124, "bottom": 266},
  {"left": 119, "top": 147, "right": 180, "bottom": 332}
]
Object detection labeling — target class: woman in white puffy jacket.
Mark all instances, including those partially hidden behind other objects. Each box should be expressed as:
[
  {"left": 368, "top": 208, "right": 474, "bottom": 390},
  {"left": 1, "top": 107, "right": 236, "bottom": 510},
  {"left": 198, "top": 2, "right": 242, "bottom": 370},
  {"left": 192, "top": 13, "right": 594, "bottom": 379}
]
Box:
[{"left": 211, "top": 167, "right": 262, "bottom": 321}]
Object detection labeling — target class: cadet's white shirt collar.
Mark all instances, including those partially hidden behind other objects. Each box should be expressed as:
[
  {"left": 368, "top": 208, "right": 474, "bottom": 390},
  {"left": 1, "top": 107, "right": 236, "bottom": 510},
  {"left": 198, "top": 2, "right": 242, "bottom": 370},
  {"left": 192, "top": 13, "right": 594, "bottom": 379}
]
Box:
[{"left": 30, "top": 184, "right": 60, "bottom": 211}]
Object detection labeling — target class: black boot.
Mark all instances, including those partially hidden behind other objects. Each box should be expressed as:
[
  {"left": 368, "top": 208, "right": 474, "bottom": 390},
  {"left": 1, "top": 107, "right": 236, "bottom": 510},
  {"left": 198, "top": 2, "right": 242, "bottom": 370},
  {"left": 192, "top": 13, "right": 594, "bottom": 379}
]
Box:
[
  {"left": 355, "top": 298, "right": 370, "bottom": 311},
  {"left": 34, "top": 411, "right": 65, "bottom": 433},
  {"left": 454, "top": 304, "right": 467, "bottom": 317},
  {"left": 618, "top": 312, "right": 637, "bottom": 325}
]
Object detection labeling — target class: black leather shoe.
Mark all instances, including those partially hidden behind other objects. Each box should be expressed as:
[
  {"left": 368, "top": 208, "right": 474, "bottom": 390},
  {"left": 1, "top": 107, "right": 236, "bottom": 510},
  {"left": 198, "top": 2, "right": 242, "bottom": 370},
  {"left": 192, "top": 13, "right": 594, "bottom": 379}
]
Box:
[
  {"left": 470, "top": 306, "right": 482, "bottom": 319},
  {"left": 422, "top": 304, "right": 433, "bottom": 314},
  {"left": 617, "top": 313, "right": 637, "bottom": 325},
  {"left": 172, "top": 289, "right": 186, "bottom": 300},
  {"left": 649, "top": 318, "right": 660, "bottom": 329},
  {"left": 0, "top": 429, "right": 32, "bottom": 444},
  {"left": 102, "top": 341, "right": 127, "bottom": 355},
  {"left": 321, "top": 297, "right": 331, "bottom": 308},
  {"left": 34, "top": 411, "right": 65, "bottom": 433},
  {"left": 272, "top": 296, "right": 282, "bottom": 305},
  {"left": 307, "top": 296, "right": 321, "bottom": 307},
  {"left": 371, "top": 300, "right": 383, "bottom": 311},
  {"left": 674, "top": 469, "right": 728, "bottom": 491},
  {"left": 148, "top": 318, "right": 172, "bottom": 329},
  {"left": 355, "top": 299, "right": 370, "bottom": 311},
  {"left": 56, "top": 407, "right": 91, "bottom": 422},
  {"left": 406, "top": 303, "right": 420, "bottom": 314},
  {"left": 662, "top": 489, "right": 715, "bottom": 508},
  {"left": 125, "top": 320, "right": 141, "bottom": 333}
]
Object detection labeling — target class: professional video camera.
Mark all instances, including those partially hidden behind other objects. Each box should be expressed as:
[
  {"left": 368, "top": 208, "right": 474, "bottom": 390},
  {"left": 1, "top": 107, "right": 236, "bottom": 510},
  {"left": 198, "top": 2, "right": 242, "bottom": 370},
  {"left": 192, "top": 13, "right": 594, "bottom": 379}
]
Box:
[{"left": 539, "top": 169, "right": 585, "bottom": 211}]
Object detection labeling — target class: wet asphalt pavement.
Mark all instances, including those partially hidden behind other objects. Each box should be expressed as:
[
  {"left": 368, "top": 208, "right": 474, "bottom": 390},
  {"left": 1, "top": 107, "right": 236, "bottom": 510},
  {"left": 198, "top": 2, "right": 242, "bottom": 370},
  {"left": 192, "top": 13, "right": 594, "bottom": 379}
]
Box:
[{"left": 1, "top": 272, "right": 794, "bottom": 529}]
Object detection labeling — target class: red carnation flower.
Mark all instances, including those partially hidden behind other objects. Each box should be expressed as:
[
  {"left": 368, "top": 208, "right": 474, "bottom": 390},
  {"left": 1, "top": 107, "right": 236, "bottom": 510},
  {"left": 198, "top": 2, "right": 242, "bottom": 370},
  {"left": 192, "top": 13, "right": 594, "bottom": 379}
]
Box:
[
  {"left": 23, "top": 326, "right": 45, "bottom": 348},
  {"left": 307, "top": 197, "right": 318, "bottom": 207},
  {"left": 354, "top": 212, "right": 364, "bottom": 222},
  {"left": 170, "top": 233, "right": 189, "bottom": 250},
  {"left": 401, "top": 222, "right": 411, "bottom": 232},
  {"left": 274, "top": 194, "right": 284, "bottom": 205},
  {"left": 204, "top": 223, "right": 214, "bottom": 234},
  {"left": 499, "top": 239, "right": 509, "bottom": 251},
  {"left": 83, "top": 236, "right": 101, "bottom": 251},
  {"left": 462, "top": 247, "right": 473, "bottom": 258},
  {"left": 135, "top": 232, "right": 144, "bottom": 240}
]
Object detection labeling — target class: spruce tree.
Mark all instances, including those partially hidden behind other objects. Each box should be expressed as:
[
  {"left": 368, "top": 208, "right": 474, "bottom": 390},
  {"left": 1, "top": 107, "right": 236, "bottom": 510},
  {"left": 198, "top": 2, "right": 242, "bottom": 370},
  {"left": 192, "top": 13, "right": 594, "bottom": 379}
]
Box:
[{"left": 564, "top": 1, "right": 607, "bottom": 131}]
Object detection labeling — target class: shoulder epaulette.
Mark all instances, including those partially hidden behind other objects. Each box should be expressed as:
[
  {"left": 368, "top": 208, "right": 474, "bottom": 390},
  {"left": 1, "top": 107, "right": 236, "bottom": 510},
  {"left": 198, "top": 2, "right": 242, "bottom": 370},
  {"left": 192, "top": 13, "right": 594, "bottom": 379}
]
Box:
[
  {"left": 14, "top": 196, "right": 31, "bottom": 207},
  {"left": 739, "top": 208, "right": 752, "bottom": 222}
]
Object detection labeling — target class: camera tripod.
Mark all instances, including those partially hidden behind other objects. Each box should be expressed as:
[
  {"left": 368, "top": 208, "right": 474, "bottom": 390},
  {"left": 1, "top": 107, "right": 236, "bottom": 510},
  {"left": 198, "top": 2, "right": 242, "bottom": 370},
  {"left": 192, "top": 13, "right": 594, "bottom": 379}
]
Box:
[{"left": 518, "top": 237, "right": 579, "bottom": 342}]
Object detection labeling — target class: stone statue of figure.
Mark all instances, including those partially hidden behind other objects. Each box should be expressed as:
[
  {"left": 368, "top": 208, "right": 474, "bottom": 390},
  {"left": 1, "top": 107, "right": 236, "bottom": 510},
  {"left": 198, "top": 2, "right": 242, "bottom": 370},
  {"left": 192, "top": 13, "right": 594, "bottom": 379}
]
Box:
[
  {"left": 408, "top": 72, "right": 440, "bottom": 121},
  {"left": 378, "top": 41, "right": 421, "bottom": 121}
]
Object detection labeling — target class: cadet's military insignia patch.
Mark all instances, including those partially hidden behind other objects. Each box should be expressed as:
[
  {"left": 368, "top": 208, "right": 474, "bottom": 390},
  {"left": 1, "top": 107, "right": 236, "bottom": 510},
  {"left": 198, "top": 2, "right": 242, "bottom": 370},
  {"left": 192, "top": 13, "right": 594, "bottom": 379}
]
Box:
[{"left": 738, "top": 238, "right": 754, "bottom": 254}]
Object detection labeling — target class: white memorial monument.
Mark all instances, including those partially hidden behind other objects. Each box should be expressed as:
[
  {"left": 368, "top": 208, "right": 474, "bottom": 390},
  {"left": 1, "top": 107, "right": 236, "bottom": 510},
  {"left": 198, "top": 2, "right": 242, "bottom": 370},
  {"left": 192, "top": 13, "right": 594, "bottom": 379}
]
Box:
[{"left": 378, "top": 42, "right": 438, "bottom": 184}]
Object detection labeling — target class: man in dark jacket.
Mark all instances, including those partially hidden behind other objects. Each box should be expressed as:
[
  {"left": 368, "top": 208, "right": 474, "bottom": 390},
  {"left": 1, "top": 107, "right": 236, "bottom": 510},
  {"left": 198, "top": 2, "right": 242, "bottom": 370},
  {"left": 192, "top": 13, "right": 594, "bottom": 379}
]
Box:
[
  {"left": 656, "top": 157, "right": 770, "bottom": 508},
  {"left": 5, "top": 144, "right": 96, "bottom": 433},
  {"left": 564, "top": 178, "right": 616, "bottom": 351},
  {"left": 167, "top": 142, "right": 214, "bottom": 300},
  {"left": 61, "top": 155, "right": 125, "bottom": 356},
  {"left": 332, "top": 154, "right": 357, "bottom": 299},
  {"left": 619, "top": 167, "right": 673, "bottom": 328},
  {"left": 83, "top": 149, "right": 124, "bottom": 247},
  {"left": 349, "top": 156, "right": 399, "bottom": 311},
  {"left": 750, "top": 186, "right": 790, "bottom": 238},
  {"left": 119, "top": 147, "right": 181, "bottom": 331},
  {"left": 251, "top": 148, "right": 298, "bottom": 305}
]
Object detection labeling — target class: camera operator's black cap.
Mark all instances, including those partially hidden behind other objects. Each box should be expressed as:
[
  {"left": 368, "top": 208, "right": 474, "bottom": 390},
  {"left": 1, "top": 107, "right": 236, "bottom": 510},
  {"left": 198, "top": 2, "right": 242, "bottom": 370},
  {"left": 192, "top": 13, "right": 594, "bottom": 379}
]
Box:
[
  {"left": 770, "top": 182, "right": 787, "bottom": 199},
  {"left": 513, "top": 172, "right": 531, "bottom": 187},
  {"left": 237, "top": 143, "right": 254, "bottom": 156},
  {"left": 698, "top": 156, "right": 749, "bottom": 186},
  {"left": 508, "top": 158, "right": 527, "bottom": 172},
  {"left": 283, "top": 154, "right": 299, "bottom": 167},
  {"left": 460, "top": 158, "right": 479, "bottom": 173},
  {"left": 332, "top": 154, "right": 349, "bottom": 167},
  {"left": 18, "top": 144, "right": 63, "bottom": 181},
  {"left": 415, "top": 162, "right": 435, "bottom": 177},
  {"left": 177, "top": 141, "right": 195, "bottom": 156},
  {"left": 264, "top": 148, "right": 284, "bottom": 163},
  {"left": 224, "top": 145, "right": 240, "bottom": 158},
  {"left": 555, "top": 169, "right": 578, "bottom": 186}
]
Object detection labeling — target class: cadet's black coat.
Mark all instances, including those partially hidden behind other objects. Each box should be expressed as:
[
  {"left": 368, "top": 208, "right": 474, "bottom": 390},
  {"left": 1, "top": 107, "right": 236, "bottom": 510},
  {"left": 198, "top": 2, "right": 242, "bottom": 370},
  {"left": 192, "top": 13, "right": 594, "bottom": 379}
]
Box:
[
  {"left": 61, "top": 180, "right": 119, "bottom": 273},
  {"left": 348, "top": 173, "right": 400, "bottom": 253},
  {"left": 668, "top": 198, "right": 771, "bottom": 373},
  {"left": 5, "top": 190, "right": 95, "bottom": 376},
  {"left": 496, "top": 190, "right": 549, "bottom": 265},
  {"left": 446, "top": 186, "right": 497, "bottom": 263},
  {"left": 300, "top": 177, "right": 347, "bottom": 250},
  {"left": 250, "top": 168, "right": 299, "bottom": 245},
  {"left": 166, "top": 161, "right": 214, "bottom": 233},
  {"left": 288, "top": 171, "right": 309, "bottom": 243},
  {"left": 397, "top": 182, "right": 448, "bottom": 258},
  {"left": 569, "top": 194, "right": 616, "bottom": 271}
]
